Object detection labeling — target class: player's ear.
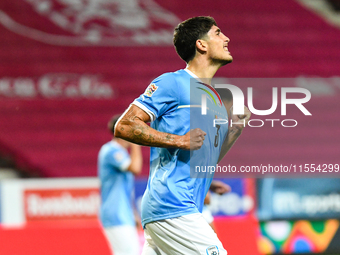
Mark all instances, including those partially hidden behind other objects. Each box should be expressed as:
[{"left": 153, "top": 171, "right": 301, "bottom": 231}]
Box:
[{"left": 196, "top": 39, "right": 208, "bottom": 53}]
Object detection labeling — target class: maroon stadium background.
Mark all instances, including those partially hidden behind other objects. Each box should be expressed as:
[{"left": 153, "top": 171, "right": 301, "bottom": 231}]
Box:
[{"left": 0, "top": 0, "right": 339, "bottom": 254}]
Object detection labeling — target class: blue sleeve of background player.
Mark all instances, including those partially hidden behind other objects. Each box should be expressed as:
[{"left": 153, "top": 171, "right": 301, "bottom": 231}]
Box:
[
  {"left": 105, "top": 147, "right": 131, "bottom": 172},
  {"left": 132, "top": 72, "right": 179, "bottom": 122}
]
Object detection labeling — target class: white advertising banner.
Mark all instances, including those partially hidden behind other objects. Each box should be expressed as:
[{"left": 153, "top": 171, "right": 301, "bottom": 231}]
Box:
[{"left": 0, "top": 178, "right": 100, "bottom": 226}]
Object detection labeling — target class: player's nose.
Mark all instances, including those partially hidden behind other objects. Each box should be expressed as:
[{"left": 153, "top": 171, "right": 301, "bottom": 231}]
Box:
[{"left": 222, "top": 33, "right": 230, "bottom": 42}]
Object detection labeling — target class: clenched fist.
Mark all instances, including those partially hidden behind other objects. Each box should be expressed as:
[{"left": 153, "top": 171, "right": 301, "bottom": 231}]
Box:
[{"left": 180, "top": 128, "right": 206, "bottom": 150}]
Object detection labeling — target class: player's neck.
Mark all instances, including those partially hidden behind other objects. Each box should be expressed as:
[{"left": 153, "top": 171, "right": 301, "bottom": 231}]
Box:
[{"left": 186, "top": 58, "right": 221, "bottom": 84}]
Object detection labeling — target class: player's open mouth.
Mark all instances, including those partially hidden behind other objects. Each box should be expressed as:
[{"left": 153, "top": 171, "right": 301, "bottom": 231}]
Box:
[{"left": 223, "top": 46, "right": 229, "bottom": 53}]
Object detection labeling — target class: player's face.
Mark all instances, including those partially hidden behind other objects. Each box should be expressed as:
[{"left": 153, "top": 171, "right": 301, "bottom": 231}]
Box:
[{"left": 205, "top": 25, "right": 233, "bottom": 65}]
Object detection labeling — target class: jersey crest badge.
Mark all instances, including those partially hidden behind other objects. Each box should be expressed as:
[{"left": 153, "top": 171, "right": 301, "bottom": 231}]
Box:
[
  {"left": 144, "top": 83, "right": 158, "bottom": 97},
  {"left": 206, "top": 245, "right": 219, "bottom": 255}
]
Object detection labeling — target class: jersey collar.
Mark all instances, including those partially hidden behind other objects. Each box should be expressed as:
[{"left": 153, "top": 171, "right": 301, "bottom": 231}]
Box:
[
  {"left": 184, "top": 68, "right": 204, "bottom": 83},
  {"left": 184, "top": 69, "right": 222, "bottom": 107}
]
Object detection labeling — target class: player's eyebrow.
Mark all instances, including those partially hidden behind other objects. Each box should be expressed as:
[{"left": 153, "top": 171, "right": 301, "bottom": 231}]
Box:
[{"left": 215, "top": 28, "right": 221, "bottom": 34}]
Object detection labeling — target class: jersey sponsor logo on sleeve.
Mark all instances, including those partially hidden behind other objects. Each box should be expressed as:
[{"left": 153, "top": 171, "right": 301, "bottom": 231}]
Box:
[
  {"left": 206, "top": 245, "right": 219, "bottom": 255},
  {"left": 144, "top": 83, "right": 158, "bottom": 97}
]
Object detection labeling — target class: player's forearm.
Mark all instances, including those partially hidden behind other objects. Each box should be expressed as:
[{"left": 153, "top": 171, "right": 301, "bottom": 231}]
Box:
[
  {"left": 217, "top": 127, "right": 242, "bottom": 163},
  {"left": 115, "top": 118, "right": 187, "bottom": 149},
  {"left": 128, "top": 144, "right": 143, "bottom": 175}
]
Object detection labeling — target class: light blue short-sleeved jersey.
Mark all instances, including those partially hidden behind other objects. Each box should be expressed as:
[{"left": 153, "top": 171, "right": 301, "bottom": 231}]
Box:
[
  {"left": 133, "top": 69, "right": 229, "bottom": 227},
  {"left": 98, "top": 140, "right": 135, "bottom": 227}
]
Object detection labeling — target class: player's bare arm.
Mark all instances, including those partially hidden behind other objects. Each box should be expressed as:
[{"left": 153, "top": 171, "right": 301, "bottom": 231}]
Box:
[
  {"left": 210, "top": 180, "right": 231, "bottom": 195},
  {"left": 217, "top": 106, "right": 251, "bottom": 163},
  {"left": 127, "top": 143, "right": 143, "bottom": 175},
  {"left": 115, "top": 105, "right": 206, "bottom": 150}
]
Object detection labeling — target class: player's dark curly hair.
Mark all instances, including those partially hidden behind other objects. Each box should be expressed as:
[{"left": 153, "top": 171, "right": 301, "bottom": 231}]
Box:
[
  {"left": 108, "top": 114, "right": 121, "bottom": 135},
  {"left": 173, "top": 16, "right": 217, "bottom": 63}
]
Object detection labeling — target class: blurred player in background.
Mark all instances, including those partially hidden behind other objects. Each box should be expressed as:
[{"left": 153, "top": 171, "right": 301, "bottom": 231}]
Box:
[
  {"left": 115, "top": 16, "right": 251, "bottom": 254},
  {"left": 98, "top": 115, "right": 143, "bottom": 255},
  {"left": 203, "top": 192, "right": 215, "bottom": 231},
  {"left": 203, "top": 180, "right": 231, "bottom": 232}
]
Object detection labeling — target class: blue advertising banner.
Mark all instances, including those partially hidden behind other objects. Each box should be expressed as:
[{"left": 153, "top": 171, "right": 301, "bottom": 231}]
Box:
[
  {"left": 257, "top": 178, "right": 340, "bottom": 220},
  {"left": 134, "top": 178, "right": 148, "bottom": 215},
  {"left": 209, "top": 178, "right": 250, "bottom": 217}
]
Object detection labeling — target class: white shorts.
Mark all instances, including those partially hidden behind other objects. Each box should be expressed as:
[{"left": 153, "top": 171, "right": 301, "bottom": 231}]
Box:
[
  {"left": 104, "top": 225, "right": 140, "bottom": 255},
  {"left": 141, "top": 213, "right": 227, "bottom": 255}
]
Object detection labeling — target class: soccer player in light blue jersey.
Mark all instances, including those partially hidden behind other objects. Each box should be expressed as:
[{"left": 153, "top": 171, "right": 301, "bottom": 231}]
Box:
[
  {"left": 98, "top": 115, "right": 143, "bottom": 255},
  {"left": 115, "top": 16, "right": 251, "bottom": 255}
]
